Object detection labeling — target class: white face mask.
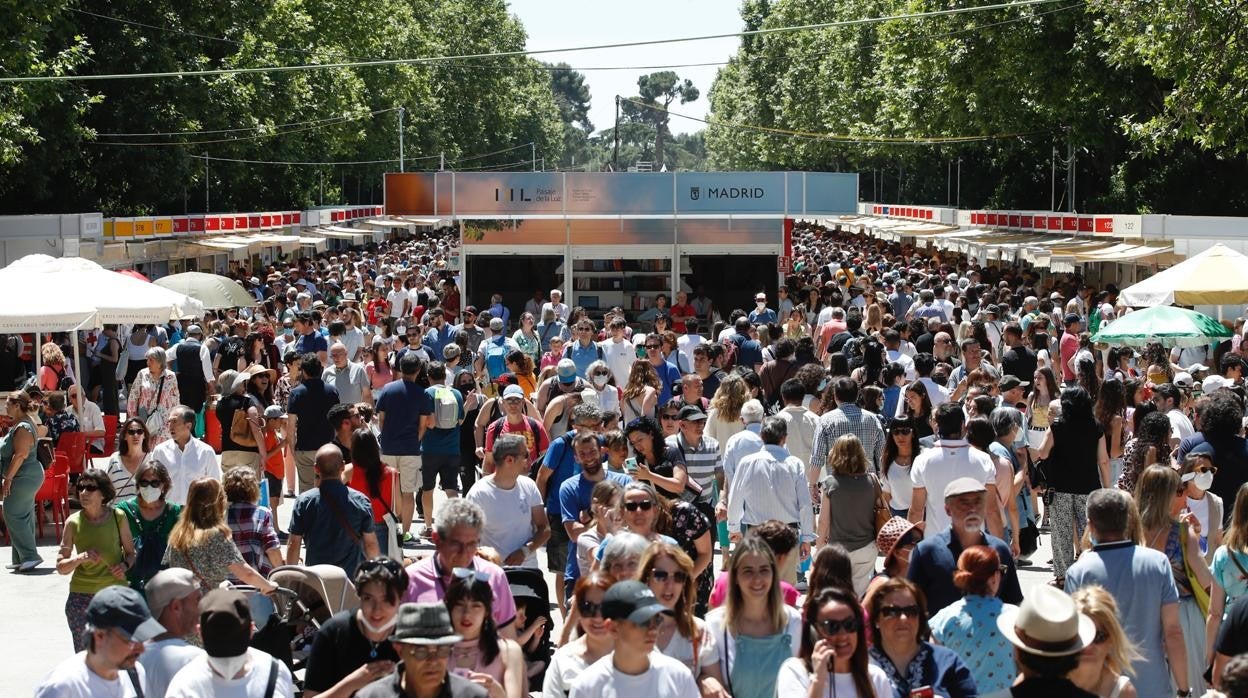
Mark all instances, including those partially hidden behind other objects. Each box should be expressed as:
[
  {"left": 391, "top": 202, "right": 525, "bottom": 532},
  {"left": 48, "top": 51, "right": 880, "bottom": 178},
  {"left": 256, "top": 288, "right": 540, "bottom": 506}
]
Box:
[
  {"left": 1193, "top": 472, "right": 1215, "bottom": 491},
  {"left": 139, "top": 486, "right": 163, "bottom": 503},
  {"left": 592, "top": 375, "right": 610, "bottom": 388},
  {"left": 207, "top": 653, "right": 248, "bottom": 680},
  {"left": 358, "top": 612, "right": 398, "bottom": 636},
  {"left": 756, "top": 301, "right": 766, "bottom": 310}
]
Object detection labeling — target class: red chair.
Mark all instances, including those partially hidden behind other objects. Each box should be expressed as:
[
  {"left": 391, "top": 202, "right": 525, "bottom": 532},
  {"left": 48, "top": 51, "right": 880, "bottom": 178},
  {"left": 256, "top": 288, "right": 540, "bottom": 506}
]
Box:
[
  {"left": 56, "top": 431, "right": 88, "bottom": 475},
  {"left": 102, "top": 415, "right": 118, "bottom": 458},
  {"left": 36, "top": 456, "right": 70, "bottom": 540}
]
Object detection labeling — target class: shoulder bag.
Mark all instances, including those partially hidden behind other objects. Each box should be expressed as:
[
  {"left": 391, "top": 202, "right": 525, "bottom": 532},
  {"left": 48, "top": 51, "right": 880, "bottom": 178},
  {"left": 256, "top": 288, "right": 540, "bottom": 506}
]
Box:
[
  {"left": 322, "top": 485, "right": 365, "bottom": 549},
  {"left": 1181, "top": 521, "right": 1211, "bottom": 616},
  {"left": 141, "top": 374, "right": 168, "bottom": 435},
  {"left": 229, "top": 399, "right": 260, "bottom": 448},
  {"left": 868, "top": 472, "right": 891, "bottom": 534}
]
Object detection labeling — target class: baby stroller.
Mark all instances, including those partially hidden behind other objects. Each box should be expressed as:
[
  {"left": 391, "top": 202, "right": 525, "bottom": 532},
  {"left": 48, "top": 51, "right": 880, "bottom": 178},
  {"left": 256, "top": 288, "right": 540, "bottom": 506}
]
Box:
[
  {"left": 504, "top": 566, "right": 554, "bottom": 692},
  {"left": 241, "top": 564, "right": 360, "bottom": 684}
]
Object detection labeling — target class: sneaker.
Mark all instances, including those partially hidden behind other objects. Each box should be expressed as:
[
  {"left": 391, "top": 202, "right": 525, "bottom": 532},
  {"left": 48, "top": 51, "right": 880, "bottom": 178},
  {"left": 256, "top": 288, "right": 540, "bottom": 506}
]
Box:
[
  {"left": 5, "top": 562, "right": 21, "bottom": 571},
  {"left": 401, "top": 532, "right": 417, "bottom": 545},
  {"left": 17, "top": 559, "right": 41, "bottom": 573},
  {"left": 1016, "top": 555, "right": 1032, "bottom": 566}
]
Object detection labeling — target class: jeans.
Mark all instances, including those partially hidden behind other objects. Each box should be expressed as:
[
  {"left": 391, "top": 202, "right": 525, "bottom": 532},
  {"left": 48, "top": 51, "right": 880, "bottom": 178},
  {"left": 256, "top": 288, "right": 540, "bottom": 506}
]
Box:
[{"left": 4, "top": 462, "right": 45, "bottom": 565}]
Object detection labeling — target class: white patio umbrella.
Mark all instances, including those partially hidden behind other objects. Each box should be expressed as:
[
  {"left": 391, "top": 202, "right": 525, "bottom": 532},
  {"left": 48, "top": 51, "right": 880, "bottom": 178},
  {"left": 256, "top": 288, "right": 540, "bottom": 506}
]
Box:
[
  {"left": 154, "top": 272, "right": 257, "bottom": 310},
  {"left": 0, "top": 270, "right": 98, "bottom": 332},
  {"left": 1118, "top": 243, "right": 1248, "bottom": 307},
  {"left": 0, "top": 254, "right": 204, "bottom": 322}
]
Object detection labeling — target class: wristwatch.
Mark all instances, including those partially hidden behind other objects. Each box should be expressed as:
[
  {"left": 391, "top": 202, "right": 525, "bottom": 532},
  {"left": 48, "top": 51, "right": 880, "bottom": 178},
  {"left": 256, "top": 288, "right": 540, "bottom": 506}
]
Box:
[{"left": 1176, "top": 689, "right": 1193, "bottom": 697}]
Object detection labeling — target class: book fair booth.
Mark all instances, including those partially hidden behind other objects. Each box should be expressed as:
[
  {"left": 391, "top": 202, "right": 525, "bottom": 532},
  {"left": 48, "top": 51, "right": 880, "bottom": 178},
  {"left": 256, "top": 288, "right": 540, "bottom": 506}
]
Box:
[{"left": 383, "top": 171, "right": 859, "bottom": 323}]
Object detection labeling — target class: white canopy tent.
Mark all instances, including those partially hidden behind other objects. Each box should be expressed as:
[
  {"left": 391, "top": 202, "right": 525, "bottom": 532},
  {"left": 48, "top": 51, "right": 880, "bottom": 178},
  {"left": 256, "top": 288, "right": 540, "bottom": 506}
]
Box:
[
  {"left": 0, "top": 254, "right": 205, "bottom": 323},
  {"left": 1119, "top": 243, "right": 1248, "bottom": 308}
]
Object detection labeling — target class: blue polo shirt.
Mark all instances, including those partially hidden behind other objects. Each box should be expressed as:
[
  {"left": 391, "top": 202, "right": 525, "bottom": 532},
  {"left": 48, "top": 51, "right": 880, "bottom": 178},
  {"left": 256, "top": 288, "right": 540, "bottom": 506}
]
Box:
[
  {"left": 564, "top": 341, "right": 602, "bottom": 378},
  {"left": 653, "top": 360, "right": 681, "bottom": 405},
  {"left": 288, "top": 480, "right": 374, "bottom": 577},
  {"left": 422, "top": 325, "right": 456, "bottom": 361},
  {"left": 907, "top": 526, "right": 1023, "bottom": 615},
  {"left": 375, "top": 379, "right": 435, "bottom": 456},
  {"left": 295, "top": 331, "right": 328, "bottom": 356},
  {"left": 540, "top": 431, "right": 579, "bottom": 516},
  {"left": 287, "top": 378, "right": 340, "bottom": 451},
  {"left": 730, "top": 333, "right": 764, "bottom": 369}
]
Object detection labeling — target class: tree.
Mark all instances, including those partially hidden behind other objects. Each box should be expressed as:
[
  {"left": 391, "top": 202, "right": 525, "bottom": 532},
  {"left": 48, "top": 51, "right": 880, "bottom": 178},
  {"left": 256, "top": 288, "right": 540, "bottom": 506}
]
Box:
[
  {"left": 548, "top": 63, "right": 592, "bottom": 132},
  {"left": 623, "top": 71, "right": 699, "bottom": 169}
]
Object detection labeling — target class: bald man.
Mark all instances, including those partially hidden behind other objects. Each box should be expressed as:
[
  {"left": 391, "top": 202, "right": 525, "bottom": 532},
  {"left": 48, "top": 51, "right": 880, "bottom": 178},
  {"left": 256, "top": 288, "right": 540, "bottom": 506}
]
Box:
[
  {"left": 322, "top": 341, "right": 371, "bottom": 405},
  {"left": 285, "top": 444, "right": 379, "bottom": 576}
]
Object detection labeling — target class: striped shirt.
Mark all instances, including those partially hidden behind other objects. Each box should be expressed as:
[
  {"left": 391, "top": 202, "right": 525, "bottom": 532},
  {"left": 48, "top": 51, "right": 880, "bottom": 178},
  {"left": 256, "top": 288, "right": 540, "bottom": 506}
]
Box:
[
  {"left": 105, "top": 453, "right": 150, "bottom": 502},
  {"left": 665, "top": 432, "right": 720, "bottom": 503}
]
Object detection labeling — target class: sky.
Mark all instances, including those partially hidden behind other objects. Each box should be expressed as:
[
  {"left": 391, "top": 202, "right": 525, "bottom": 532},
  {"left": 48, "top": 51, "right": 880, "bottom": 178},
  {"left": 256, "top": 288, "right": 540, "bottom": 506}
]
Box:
[{"left": 507, "top": 0, "right": 744, "bottom": 136}]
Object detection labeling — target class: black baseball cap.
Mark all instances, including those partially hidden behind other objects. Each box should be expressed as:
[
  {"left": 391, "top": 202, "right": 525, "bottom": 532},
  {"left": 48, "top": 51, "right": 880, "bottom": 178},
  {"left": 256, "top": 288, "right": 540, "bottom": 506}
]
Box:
[
  {"left": 677, "top": 405, "right": 708, "bottom": 422},
  {"left": 601, "top": 580, "right": 673, "bottom": 625},
  {"left": 999, "top": 375, "right": 1030, "bottom": 391}
]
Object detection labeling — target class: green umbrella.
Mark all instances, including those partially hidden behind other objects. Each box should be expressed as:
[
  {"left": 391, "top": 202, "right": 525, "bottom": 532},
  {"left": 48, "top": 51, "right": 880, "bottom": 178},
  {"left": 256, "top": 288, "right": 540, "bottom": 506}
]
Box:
[{"left": 1090, "top": 305, "right": 1231, "bottom": 348}]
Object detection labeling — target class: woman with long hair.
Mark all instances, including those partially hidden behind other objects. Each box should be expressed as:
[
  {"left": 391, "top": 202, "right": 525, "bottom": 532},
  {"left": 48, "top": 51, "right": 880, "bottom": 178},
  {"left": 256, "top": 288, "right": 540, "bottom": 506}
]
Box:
[
  {"left": 806, "top": 542, "right": 856, "bottom": 599},
  {"left": 1136, "top": 464, "right": 1211, "bottom": 695},
  {"left": 1096, "top": 378, "right": 1127, "bottom": 486},
  {"left": 900, "top": 382, "right": 934, "bottom": 440},
  {"left": 54, "top": 468, "right": 136, "bottom": 651},
  {"left": 880, "top": 417, "right": 921, "bottom": 517},
  {"left": 1208, "top": 483, "right": 1248, "bottom": 686},
  {"left": 639, "top": 542, "right": 727, "bottom": 692},
  {"left": 1180, "top": 450, "right": 1224, "bottom": 563},
  {"left": 543, "top": 571, "right": 615, "bottom": 697},
  {"left": 851, "top": 339, "right": 886, "bottom": 388},
  {"left": 1030, "top": 386, "right": 1110, "bottom": 585},
  {"left": 115, "top": 461, "right": 181, "bottom": 594},
  {"left": 444, "top": 570, "right": 526, "bottom": 698},
  {"left": 512, "top": 312, "right": 541, "bottom": 366},
  {"left": 1028, "top": 366, "right": 1060, "bottom": 449},
  {"left": 1118, "top": 409, "right": 1172, "bottom": 493},
  {"left": 778, "top": 587, "right": 891, "bottom": 697},
  {"left": 784, "top": 305, "right": 810, "bottom": 341},
  {"left": 706, "top": 373, "right": 750, "bottom": 453},
  {"left": 866, "top": 576, "right": 976, "bottom": 697},
  {"left": 365, "top": 339, "right": 394, "bottom": 390},
  {"left": 162, "top": 477, "right": 276, "bottom": 593},
  {"left": 879, "top": 363, "right": 906, "bottom": 425},
  {"left": 1070, "top": 585, "right": 1141, "bottom": 698},
  {"left": 929, "top": 545, "right": 1017, "bottom": 694},
  {"left": 348, "top": 428, "right": 399, "bottom": 557},
  {"left": 620, "top": 359, "right": 659, "bottom": 424},
  {"left": 816, "top": 435, "right": 880, "bottom": 597},
  {"left": 624, "top": 417, "right": 690, "bottom": 502},
  {"left": 705, "top": 535, "right": 802, "bottom": 698},
  {"left": 102, "top": 417, "right": 150, "bottom": 501}
]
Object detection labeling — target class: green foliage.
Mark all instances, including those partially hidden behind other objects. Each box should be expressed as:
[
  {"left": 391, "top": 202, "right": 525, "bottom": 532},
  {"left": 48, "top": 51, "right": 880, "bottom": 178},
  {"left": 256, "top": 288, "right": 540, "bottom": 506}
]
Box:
[
  {"left": 706, "top": 0, "right": 1248, "bottom": 214},
  {"left": 0, "top": 0, "right": 564, "bottom": 215},
  {"left": 622, "top": 71, "right": 699, "bottom": 170}
]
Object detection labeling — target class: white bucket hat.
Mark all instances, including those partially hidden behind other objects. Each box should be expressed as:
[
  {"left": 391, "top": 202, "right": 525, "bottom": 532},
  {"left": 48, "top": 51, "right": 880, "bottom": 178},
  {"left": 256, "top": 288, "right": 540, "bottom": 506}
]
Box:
[{"left": 996, "top": 585, "right": 1096, "bottom": 657}]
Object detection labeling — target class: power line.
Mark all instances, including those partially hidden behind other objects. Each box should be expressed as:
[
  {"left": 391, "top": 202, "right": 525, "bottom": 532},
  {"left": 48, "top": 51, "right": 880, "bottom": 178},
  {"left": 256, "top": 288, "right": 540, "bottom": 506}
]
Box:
[
  {"left": 189, "top": 154, "right": 401, "bottom": 166},
  {"left": 622, "top": 97, "right": 1052, "bottom": 145},
  {"left": 2, "top": 0, "right": 1069, "bottom": 84},
  {"left": 94, "top": 108, "right": 398, "bottom": 138},
  {"left": 449, "top": 142, "right": 534, "bottom": 164},
  {"left": 91, "top": 108, "right": 396, "bottom": 145}
]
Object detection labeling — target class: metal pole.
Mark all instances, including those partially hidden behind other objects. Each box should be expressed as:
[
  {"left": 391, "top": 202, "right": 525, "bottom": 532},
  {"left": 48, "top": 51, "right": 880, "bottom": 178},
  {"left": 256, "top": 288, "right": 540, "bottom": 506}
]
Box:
[
  {"left": 946, "top": 160, "right": 951, "bottom": 205},
  {"left": 613, "top": 96, "right": 620, "bottom": 171},
  {"left": 956, "top": 158, "right": 962, "bottom": 208},
  {"left": 319, "top": 171, "right": 324, "bottom": 205},
  {"left": 398, "top": 107, "right": 405, "bottom": 172},
  {"left": 204, "top": 152, "right": 209, "bottom": 212},
  {"left": 531, "top": 143, "right": 536, "bottom": 172},
  {"left": 440, "top": 152, "right": 445, "bottom": 171},
  {"left": 1050, "top": 146, "right": 1057, "bottom": 211},
  {"left": 1068, "top": 134, "right": 1077, "bottom": 213}
]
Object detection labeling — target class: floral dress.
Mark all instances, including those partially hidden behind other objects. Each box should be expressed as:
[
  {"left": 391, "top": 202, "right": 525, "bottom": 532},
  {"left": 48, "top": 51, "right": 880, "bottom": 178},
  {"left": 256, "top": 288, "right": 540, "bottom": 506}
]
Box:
[
  {"left": 666, "top": 500, "right": 713, "bottom": 616},
  {"left": 1117, "top": 436, "right": 1171, "bottom": 493},
  {"left": 162, "top": 530, "right": 244, "bottom": 590},
  {"left": 126, "top": 368, "right": 181, "bottom": 444}
]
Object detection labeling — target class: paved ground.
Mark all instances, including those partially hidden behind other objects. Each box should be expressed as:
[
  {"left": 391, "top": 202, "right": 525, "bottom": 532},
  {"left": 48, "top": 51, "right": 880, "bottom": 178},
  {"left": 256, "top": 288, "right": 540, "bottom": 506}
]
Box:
[{"left": 0, "top": 459, "right": 1059, "bottom": 694}]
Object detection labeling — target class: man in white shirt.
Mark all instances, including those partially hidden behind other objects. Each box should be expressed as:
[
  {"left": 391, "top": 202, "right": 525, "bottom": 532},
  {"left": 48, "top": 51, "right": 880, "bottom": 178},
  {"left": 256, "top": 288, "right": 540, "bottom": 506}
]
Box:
[
  {"left": 776, "top": 379, "right": 820, "bottom": 489},
  {"left": 719, "top": 399, "right": 765, "bottom": 505},
  {"left": 570, "top": 580, "right": 699, "bottom": 698},
  {"left": 908, "top": 402, "right": 1004, "bottom": 540},
  {"left": 883, "top": 329, "right": 915, "bottom": 380},
  {"left": 726, "top": 416, "right": 814, "bottom": 583},
  {"left": 541, "top": 288, "right": 570, "bottom": 323},
  {"left": 598, "top": 316, "right": 637, "bottom": 386},
  {"left": 165, "top": 588, "right": 294, "bottom": 698},
  {"left": 464, "top": 434, "right": 551, "bottom": 568},
  {"left": 675, "top": 318, "right": 705, "bottom": 369},
  {"left": 1153, "top": 381, "right": 1195, "bottom": 446},
  {"left": 150, "top": 406, "right": 221, "bottom": 506},
  {"left": 140, "top": 569, "right": 205, "bottom": 698},
  {"left": 34, "top": 586, "right": 163, "bottom": 698}
]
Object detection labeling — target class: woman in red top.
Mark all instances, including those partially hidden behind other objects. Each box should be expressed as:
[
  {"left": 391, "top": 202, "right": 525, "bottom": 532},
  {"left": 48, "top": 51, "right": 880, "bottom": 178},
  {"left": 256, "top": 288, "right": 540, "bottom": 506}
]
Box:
[{"left": 347, "top": 428, "right": 398, "bottom": 557}]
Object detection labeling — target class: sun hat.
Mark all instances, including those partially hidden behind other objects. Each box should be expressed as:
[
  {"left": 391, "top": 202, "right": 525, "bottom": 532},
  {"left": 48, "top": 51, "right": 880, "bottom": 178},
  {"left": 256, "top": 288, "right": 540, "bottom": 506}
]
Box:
[
  {"left": 875, "top": 516, "right": 925, "bottom": 564},
  {"left": 997, "top": 585, "right": 1095, "bottom": 657},
  {"left": 391, "top": 602, "right": 462, "bottom": 645}
]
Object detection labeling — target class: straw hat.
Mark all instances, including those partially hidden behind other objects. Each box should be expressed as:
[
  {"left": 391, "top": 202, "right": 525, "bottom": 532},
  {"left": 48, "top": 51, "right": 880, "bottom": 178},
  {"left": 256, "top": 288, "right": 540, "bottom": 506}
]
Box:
[{"left": 997, "top": 585, "right": 1095, "bottom": 657}]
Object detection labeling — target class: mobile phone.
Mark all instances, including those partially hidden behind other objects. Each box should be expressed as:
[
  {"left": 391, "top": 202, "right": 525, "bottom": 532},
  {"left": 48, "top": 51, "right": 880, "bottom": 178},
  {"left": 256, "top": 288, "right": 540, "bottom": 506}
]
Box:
[
  {"left": 910, "top": 687, "right": 934, "bottom": 698},
  {"left": 624, "top": 457, "right": 638, "bottom": 473}
]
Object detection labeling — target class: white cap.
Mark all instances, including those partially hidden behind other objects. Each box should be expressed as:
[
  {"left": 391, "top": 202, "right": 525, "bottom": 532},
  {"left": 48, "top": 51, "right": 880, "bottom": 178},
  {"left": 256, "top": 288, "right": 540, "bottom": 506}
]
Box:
[{"left": 1202, "top": 374, "right": 1231, "bottom": 393}]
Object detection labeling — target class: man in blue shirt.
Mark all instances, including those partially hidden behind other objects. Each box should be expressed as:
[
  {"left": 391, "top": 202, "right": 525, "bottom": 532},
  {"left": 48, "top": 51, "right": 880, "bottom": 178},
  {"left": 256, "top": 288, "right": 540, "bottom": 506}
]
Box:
[
  {"left": 1066, "top": 488, "right": 1191, "bottom": 698},
  {"left": 564, "top": 320, "right": 604, "bottom": 378},
  {"left": 907, "top": 477, "right": 1022, "bottom": 615},
  {"left": 421, "top": 361, "right": 464, "bottom": 541},
  {"left": 376, "top": 352, "right": 434, "bottom": 541},
  {"left": 293, "top": 311, "right": 328, "bottom": 365},
  {"left": 559, "top": 430, "right": 631, "bottom": 587},
  {"left": 286, "top": 353, "right": 340, "bottom": 493},
  {"left": 643, "top": 335, "right": 681, "bottom": 406},
  {"left": 286, "top": 444, "right": 379, "bottom": 577},
  {"left": 728, "top": 317, "right": 764, "bottom": 372},
  {"left": 421, "top": 307, "right": 456, "bottom": 361},
  {"left": 536, "top": 402, "right": 603, "bottom": 611},
  {"left": 748, "top": 291, "right": 778, "bottom": 326}
]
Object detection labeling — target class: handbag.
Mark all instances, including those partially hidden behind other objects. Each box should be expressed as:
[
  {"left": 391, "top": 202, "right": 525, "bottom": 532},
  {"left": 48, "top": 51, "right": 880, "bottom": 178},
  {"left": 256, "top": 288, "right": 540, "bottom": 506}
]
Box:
[
  {"left": 141, "top": 375, "right": 167, "bottom": 435},
  {"left": 1181, "top": 521, "right": 1211, "bottom": 616},
  {"left": 868, "top": 473, "right": 891, "bottom": 534},
  {"left": 229, "top": 401, "right": 259, "bottom": 448}
]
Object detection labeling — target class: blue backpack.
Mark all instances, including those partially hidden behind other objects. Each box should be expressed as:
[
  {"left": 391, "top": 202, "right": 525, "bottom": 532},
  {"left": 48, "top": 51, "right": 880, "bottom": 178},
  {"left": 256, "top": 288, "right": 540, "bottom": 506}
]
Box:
[{"left": 484, "top": 336, "right": 508, "bottom": 380}]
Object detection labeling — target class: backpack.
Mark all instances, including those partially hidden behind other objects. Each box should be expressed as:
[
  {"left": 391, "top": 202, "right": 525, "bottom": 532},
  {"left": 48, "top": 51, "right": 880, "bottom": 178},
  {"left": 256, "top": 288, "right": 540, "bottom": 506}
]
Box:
[
  {"left": 720, "top": 337, "right": 739, "bottom": 370},
  {"left": 432, "top": 385, "right": 460, "bottom": 430},
  {"left": 483, "top": 336, "right": 508, "bottom": 380}
]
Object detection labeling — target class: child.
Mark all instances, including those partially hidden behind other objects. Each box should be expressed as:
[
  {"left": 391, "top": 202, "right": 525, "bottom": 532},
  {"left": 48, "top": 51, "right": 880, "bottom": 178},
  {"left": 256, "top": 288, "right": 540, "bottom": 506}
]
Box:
[
  {"left": 602, "top": 430, "right": 628, "bottom": 474},
  {"left": 510, "top": 587, "right": 550, "bottom": 682},
  {"left": 261, "top": 405, "right": 287, "bottom": 532}
]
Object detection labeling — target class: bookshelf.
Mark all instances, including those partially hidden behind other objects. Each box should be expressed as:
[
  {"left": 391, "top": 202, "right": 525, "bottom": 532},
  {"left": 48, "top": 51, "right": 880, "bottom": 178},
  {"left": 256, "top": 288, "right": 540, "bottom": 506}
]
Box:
[{"left": 557, "top": 258, "right": 689, "bottom": 319}]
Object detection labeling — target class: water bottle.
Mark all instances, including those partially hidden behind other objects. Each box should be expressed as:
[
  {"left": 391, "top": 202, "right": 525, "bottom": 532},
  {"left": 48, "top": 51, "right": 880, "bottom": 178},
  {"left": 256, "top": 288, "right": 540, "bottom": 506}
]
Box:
[{"left": 258, "top": 477, "right": 269, "bottom": 506}]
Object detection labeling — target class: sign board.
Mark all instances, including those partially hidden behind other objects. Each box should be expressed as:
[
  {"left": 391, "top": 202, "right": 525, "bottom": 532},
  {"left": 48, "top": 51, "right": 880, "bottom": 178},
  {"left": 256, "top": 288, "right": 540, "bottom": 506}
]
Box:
[{"left": 777, "top": 255, "right": 792, "bottom": 274}]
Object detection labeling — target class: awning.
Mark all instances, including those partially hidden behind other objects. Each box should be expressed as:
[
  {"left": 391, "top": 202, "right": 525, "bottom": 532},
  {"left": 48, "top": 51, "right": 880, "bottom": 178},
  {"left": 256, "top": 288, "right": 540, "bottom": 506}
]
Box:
[
  {"left": 397, "top": 217, "right": 448, "bottom": 229},
  {"left": 363, "top": 218, "right": 415, "bottom": 231},
  {"left": 1072, "top": 242, "right": 1175, "bottom": 262},
  {"left": 295, "top": 236, "right": 329, "bottom": 252},
  {"left": 191, "top": 238, "right": 249, "bottom": 251},
  {"left": 312, "top": 227, "right": 369, "bottom": 242}
]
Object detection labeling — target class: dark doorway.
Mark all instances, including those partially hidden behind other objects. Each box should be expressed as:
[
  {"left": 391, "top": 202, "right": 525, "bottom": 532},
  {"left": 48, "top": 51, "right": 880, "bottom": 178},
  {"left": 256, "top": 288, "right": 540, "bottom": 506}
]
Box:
[
  {"left": 687, "top": 254, "right": 777, "bottom": 327},
  {"left": 466, "top": 255, "right": 563, "bottom": 330}
]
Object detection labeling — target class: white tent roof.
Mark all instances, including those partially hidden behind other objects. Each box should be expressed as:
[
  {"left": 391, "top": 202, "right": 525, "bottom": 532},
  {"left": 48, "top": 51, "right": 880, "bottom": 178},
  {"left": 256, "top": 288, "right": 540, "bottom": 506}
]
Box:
[
  {"left": 1119, "top": 243, "right": 1248, "bottom": 307},
  {"left": 0, "top": 254, "right": 205, "bottom": 323},
  {"left": 0, "top": 269, "right": 98, "bottom": 332}
]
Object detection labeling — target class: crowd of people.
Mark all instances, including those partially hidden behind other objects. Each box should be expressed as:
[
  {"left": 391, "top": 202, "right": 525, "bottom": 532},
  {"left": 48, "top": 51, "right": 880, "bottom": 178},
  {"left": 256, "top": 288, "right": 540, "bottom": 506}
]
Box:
[{"left": 10, "top": 220, "right": 1248, "bottom": 696}]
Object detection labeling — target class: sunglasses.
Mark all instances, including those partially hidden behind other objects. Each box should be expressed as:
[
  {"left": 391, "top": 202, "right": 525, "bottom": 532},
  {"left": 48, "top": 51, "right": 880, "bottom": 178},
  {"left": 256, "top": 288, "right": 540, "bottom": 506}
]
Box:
[
  {"left": 623, "top": 500, "right": 655, "bottom": 512},
  {"left": 136, "top": 479, "right": 162, "bottom": 488},
  {"left": 452, "top": 567, "right": 490, "bottom": 584},
  {"left": 125, "top": 429, "right": 145, "bottom": 436},
  {"left": 578, "top": 600, "right": 603, "bottom": 618},
  {"left": 660, "top": 413, "right": 678, "bottom": 421},
  {"left": 817, "top": 617, "right": 860, "bottom": 636},
  {"left": 645, "top": 345, "right": 661, "bottom": 350},
  {"left": 401, "top": 644, "right": 454, "bottom": 660},
  {"left": 649, "top": 569, "right": 688, "bottom": 585},
  {"left": 891, "top": 427, "right": 912, "bottom": 435},
  {"left": 1192, "top": 466, "right": 1218, "bottom": 475},
  {"left": 77, "top": 483, "right": 100, "bottom": 493},
  {"left": 878, "top": 604, "right": 922, "bottom": 619},
  {"left": 359, "top": 556, "right": 405, "bottom": 577}
]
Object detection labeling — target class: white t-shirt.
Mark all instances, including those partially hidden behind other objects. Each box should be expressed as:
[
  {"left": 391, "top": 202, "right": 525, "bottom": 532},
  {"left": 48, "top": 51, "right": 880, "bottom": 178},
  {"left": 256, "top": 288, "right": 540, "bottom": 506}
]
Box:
[
  {"left": 775, "top": 656, "right": 893, "bottom": 697},
  {"left": 140, "top": 638, "right": 204, "bottom": 698},
  {"left": 165, "top": 648, "right": 294, "bottom": 698},
  {"left": 35, "top": 654, "right": 146, "bottom": 698},
  {"left": 569, "top": 651, "right": 699, "bottom": 698},
  {"left": 910, "top": 439, "right": 996, "bottom": 539},
  {"left": 886, "top": 349, "right": 916, "bottom": 380},
  {"left": 883, "top": 461, "right": 915, "bottom": 510},
  {"left": 656, "top": 617, "right": 719, "bottom": 672},
  {"left": 464, "top": 475, "right": 544, "bottom": 567},
  {"left": 386, "top": 289, "right": 408, "bottom": 318},
  {"left": 542, "top": 644, "right": 592, "bottom": 698},
  {"left": 676, "top": 334, "right": 705, "bottom": 369},
  {"left": 1167, "top": 408, "right": 1195, "bottom": 442},
  {"left": 599, "top": 338, "right": 638, "bottom": 386}
]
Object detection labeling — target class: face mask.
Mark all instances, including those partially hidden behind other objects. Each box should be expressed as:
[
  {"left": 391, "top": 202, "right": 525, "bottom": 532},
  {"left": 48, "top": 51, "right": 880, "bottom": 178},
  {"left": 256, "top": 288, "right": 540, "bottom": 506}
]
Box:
[
  {"left": 1193, "top": 472, "right": 1214, "bottom": 491},
  {"left": 592, "top": 375, "right": 609, "bottom": 388},
  {"left": 206, "top": 653, "right": 248, "bottom": 680},
  {"left": 139, "top": 486, "right": 163, "bottom": 503},
  {"left": 358, "top": 613, "right": 398, "bottom": 636},
  {"left": 756, "top": 302, "right": 766, "bottom": 310}
]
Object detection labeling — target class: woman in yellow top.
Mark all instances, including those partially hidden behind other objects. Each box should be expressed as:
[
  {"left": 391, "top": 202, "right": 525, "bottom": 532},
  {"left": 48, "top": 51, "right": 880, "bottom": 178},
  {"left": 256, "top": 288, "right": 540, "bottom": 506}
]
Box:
[{"left": 55, "top": 468, "right": 137, "bottom": 652}]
